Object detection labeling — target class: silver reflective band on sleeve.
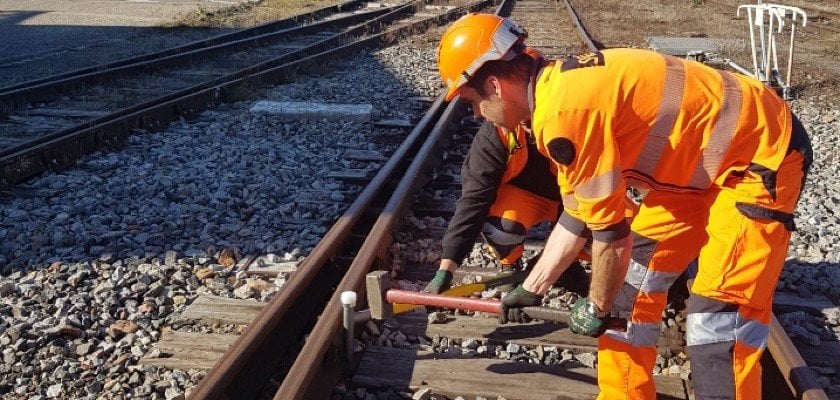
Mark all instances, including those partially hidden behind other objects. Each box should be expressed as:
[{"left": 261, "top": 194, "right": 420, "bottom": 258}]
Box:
[
  {"left": 624, "top": 259, "right": 682, "bottom": 294},
  {"left": 605, "top": 321, "right": 661, "bottom": 347},
  {"left": 634, "top": 55, "right": 685, "bottom": 178},
  {"left": 686, "top": 312, "right": 768, "bottom": 349},
  {"left": 687, "top": 71, "right": 742, "bottom": 188},
  {"left": 576, "top": 167, "right": 622, "bottom": 200}
]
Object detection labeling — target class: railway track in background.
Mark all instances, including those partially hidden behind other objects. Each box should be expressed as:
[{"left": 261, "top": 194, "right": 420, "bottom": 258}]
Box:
[
  {"left": 0, "top": 0, "right": 367, "bottom": 100},
  {"left": 0, "top": 0, "right": 488, "bottom": 188},
  {"left": 170, "top": 0, "right": 830, "bottom": 399}
]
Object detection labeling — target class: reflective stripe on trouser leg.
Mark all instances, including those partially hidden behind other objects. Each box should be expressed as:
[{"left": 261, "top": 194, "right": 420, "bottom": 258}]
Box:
[
  {"left": 483, "top": 184, "right": 559, "bottom": 265},
  {"left": 597, "top": 191, "right": 708, "bottom": 400},
  {"left": 686, "top": 295, "right": 770, "bottom": 400},
  {"left": 689, "top": 150, "right": 806, "bottom": 400}
]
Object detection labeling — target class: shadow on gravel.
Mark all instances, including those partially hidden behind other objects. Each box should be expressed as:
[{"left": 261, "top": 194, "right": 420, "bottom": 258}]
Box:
[
  {"left": 0, "top": 37, "right": 433, "bottom": 274},
  {"left": 0, "top": 10, "right": 232, "bottom": 87},
  {"left": 0, "top": 10, "right": 42, "bottom": 26}
]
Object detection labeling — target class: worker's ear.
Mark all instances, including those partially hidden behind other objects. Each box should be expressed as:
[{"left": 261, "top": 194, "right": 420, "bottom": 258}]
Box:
[{"left": 486, "top": 75, "right": 504, "bottom": 98}]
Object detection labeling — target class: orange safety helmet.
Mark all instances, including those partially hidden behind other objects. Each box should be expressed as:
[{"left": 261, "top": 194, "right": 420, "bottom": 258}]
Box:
[{"left": 437, "top": 13, "right": 528, "bottom": 101}]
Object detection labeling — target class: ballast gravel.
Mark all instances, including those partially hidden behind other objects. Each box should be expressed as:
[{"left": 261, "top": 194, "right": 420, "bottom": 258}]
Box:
[
  {"left": 0, "top": 32, "right": 838, "bottom": 400},
  {"left": 0, "top": 40, "right": 438, "bottom": 399}
]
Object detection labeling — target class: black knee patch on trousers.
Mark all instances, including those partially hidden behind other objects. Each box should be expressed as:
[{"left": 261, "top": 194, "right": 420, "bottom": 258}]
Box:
[
  {"left": 482, "top": 217, "right": 526, "bottom": 260},
  {"left": 686, "top": 294, "right": 737, "bottom": 400}
]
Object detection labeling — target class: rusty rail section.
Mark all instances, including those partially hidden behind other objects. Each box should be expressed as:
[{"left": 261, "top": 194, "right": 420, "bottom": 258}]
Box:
[
  {"left": 188, "top": 92, "right": 452, "bottom": 399},
  {"left": 276, "top": 98, "right": 465, "bottom": 400},
  {"left": 768, "top": 316, "right": 829, "bottom": 400},
  {"left": 560, "top": 0, "right": 599, "bottom": 52},
  {"left": 272, "top": 0, "right": 603, "bottom": 398}
]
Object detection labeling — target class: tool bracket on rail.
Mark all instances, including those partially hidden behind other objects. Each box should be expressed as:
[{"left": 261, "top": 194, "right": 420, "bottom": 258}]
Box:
[{"left": 736, "top": 2, "right": 807, "bottom": 100}]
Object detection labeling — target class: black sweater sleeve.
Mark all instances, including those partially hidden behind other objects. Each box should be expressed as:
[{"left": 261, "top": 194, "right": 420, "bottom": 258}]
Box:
[{"left": 441, "top": 122, "right": 508, "bottom": 263}]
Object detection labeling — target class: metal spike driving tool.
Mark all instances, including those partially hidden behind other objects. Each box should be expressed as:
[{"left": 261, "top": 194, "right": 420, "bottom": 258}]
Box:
[{"left": 366, "top": 271, "right": 626, "bottom": 331}]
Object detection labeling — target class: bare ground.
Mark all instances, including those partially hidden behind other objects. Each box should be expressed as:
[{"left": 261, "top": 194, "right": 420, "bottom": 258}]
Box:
[{"left": 570, "top": 0, "right": 840, "bottom": 104}]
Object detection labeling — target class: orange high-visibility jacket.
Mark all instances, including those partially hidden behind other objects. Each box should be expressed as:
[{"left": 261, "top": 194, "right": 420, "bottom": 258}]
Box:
[
  {"left": 497, "top": 125, "right": 532, "bottom": 183},
  {"left": 532, "top": 48, "right": 792, "bottom": 231}
]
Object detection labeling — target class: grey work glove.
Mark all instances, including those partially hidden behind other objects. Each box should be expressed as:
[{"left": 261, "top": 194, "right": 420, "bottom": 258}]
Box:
[
  {"left": 423, "top": 270, "right": 453, "bottom": 294},
  {"left": 500, "top": 284, "right": 542, "bottom": 323}
]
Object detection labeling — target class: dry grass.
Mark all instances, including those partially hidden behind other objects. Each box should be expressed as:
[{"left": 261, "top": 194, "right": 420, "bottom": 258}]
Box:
[
  {"left": 570, "top": 0, "right": 839, "bottom": 100},
  {"left": 162, "top": 0, "right": 344, "bottom": 29}
]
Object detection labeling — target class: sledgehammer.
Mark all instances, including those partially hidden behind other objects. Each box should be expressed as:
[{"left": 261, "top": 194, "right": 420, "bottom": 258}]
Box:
[{"left": 366, "top": 271, "right": 627, "bottom": 331}]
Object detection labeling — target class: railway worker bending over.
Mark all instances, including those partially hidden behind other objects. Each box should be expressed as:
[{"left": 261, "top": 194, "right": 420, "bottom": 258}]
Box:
[
  {"left": 423, "top": 118, "right": 590, "bottom": 297},
  {"left": 435, "top": 13, "right": 812, "bottom": 400}
]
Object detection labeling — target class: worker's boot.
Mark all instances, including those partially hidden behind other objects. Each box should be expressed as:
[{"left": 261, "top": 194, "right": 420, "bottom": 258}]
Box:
[{"left": 494, "top": 259, "right": 528, "bottom": 293}]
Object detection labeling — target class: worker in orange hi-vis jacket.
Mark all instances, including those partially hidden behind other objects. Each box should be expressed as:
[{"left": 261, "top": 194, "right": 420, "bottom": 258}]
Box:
[
  {"left": 435, "top": 13, "right": 812, "bottom": 400},
  {"left": 423, "top": 118, "right": 595, "bottom": 297}
]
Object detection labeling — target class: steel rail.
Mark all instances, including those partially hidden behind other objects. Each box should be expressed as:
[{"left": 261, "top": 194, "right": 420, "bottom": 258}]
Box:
[
  {"left": 0, "top": 0, "right": 367, "bottom": 98},
  {"left": 0, "top": 0, "right": 489, "bottom": 187},
  {"left": 0, "top": 1, "right": 418, "bottom": 157},
  {"left": 768, "top": 315, "right": 829, "bottom": 400},
  {"left": 561, "top": 0, "right": 600, "bottom": 52},
  {"left": 0, "top": 4, "right": 393, "bottom": 107},
  {"left": 188, "top": 91, "right": 452, "bottom": 399},
  {"left": 275, "top": 96, "right": 465, "bottom": 400},
  {"left": 273, "top": 1, "right": 507, "bottom": 398}
]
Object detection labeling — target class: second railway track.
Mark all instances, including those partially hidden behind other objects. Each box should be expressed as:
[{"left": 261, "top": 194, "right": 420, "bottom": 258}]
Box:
[{"left": 0, "top": 0, "right": 491, "bottom": 187}]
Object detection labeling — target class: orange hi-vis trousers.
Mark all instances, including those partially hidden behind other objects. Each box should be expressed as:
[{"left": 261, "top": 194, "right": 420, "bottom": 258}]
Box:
[
  {"left": 482, "top": 183, "right": 560, "bottom": 265},
  {"left": 484, "top": 183, "right": 640, "bottom": 265},
  {"left": 597, "top": 143, "right": 810, "bottom": 399}
]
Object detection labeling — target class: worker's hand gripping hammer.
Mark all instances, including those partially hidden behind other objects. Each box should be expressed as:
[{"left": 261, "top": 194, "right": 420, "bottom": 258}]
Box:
[{"left": 365, "top": 271, "right": 627, "bottom": 332}]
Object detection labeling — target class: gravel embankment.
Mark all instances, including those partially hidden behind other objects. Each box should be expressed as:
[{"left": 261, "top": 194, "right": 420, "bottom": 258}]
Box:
[
  {"left": 0, "top": 38, "right": 438, "bottom": 399},
  {"left": 1, "top": 34, "right": 838, "bottom": 399}
]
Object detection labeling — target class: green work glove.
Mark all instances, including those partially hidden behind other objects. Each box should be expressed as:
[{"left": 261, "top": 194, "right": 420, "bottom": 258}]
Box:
[
  {"left": 569, "top": 297, "right": 608, "bottom": 337},
  {"left": 423, "top": 270, "right": 453, "bottom": 294},
  {"left": 500, "top": 284, "right": 542, "bottom": 323}
]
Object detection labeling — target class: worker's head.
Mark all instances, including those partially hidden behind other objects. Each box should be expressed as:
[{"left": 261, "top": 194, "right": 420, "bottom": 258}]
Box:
[
  {"left": 437, "top": 13, "right": 528, "bottom": 101},
  {"left": 437, "top": 13, "right": 532, "bottom": 130}
]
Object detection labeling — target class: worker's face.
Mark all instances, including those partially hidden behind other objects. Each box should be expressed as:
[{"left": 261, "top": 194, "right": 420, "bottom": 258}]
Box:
[{"left": 458, "top": 77, "right": 520, "bottom": 131}]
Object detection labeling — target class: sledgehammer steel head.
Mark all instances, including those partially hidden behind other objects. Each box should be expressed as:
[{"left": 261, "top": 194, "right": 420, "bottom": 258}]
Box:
[{"left": 366, "top": 271, "right": 393, "bottom": 320}]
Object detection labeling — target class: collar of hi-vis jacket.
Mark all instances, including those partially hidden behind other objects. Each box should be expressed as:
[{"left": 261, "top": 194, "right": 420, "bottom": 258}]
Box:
[
  {"left": 498, "top": 125, "right": 529, "bottom": 184},
  {"left": 524, "top": 47, "right": 549, "bottom": 115}
]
